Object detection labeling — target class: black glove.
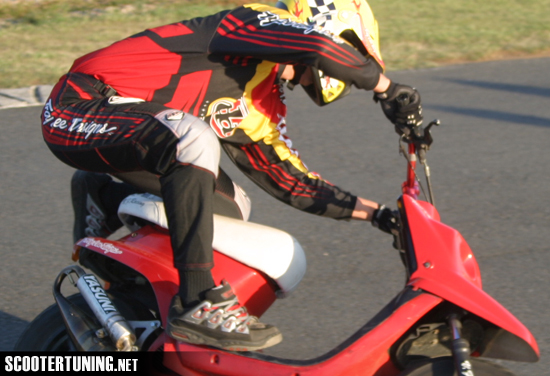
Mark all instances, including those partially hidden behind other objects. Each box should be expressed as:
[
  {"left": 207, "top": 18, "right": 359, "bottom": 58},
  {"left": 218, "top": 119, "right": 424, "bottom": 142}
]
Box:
[
  {"left": 374, "top": 82, "right": 423, "bottom": 136},
  {"left": 371, "top": 204, "right": 399, "bottom": 235}
]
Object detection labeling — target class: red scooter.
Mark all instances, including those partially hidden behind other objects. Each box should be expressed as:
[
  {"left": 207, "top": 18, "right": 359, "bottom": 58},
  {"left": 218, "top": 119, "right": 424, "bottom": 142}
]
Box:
[{"left": 16, "top": 120, "right": 539, "bottom": 375}]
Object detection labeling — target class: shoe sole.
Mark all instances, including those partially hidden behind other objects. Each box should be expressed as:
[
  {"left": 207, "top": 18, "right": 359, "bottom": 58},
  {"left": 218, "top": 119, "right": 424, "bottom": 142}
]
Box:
[{"left": 167, "top": 322, "right": 283, "bottom": 352}]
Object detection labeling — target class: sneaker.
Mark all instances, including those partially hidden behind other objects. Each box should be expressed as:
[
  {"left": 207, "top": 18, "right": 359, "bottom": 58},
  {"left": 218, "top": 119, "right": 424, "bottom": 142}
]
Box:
[
  {"left": 167, "top": 281, "right": 282, "bottom": 351},
  {"left": 71, "top": 170, "right": 121, "bottom": 243}
]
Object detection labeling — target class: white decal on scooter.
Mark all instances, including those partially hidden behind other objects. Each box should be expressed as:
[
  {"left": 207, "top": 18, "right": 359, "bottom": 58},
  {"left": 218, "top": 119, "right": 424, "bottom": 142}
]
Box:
[
  {"left": 121, "top": 197, "right": 146, "bottom": 207},
  {"left": 81, "top": 238, "right": 123, "bottom": 255}
]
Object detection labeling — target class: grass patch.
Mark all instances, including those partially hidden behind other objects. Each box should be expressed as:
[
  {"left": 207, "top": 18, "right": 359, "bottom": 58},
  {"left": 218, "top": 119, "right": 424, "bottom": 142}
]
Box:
[
  {"left": 372, "top": 0, "right": 550, "bottom": 70},
  {"left": 1, "top": 0, "right": 549, "bottom": 88},
  {"left": 0, "top": 0, "right": 263, "bottom": 87}
]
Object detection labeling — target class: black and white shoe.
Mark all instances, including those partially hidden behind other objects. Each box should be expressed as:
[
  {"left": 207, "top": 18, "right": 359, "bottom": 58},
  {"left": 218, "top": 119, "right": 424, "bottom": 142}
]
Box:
[{"left": 167, "top": 281, "right": 282, "bottom": 351}]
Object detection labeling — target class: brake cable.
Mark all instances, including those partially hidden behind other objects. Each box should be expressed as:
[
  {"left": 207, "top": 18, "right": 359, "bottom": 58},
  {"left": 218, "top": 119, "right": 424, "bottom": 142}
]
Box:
[
  {"left": 398, "top": 119, "right": 440, "bottom": 206},
  {"left": 423, "top": 157, "right": 436, "bottom": 207},
  {"left": 398, "top": 137, "right": 430, "bottom": 203}
]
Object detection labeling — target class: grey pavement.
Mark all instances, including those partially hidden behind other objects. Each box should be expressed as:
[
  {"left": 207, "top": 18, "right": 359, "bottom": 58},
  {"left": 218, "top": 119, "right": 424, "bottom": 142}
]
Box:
[{"left": 1, "top": 57, "right": 549, "bottom": 376}]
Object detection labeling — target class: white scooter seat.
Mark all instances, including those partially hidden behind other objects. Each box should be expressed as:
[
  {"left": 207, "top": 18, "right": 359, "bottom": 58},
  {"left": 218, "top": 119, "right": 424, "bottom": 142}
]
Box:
[{"left": 117, "top": 193, "right": 306, "bottom": 298}]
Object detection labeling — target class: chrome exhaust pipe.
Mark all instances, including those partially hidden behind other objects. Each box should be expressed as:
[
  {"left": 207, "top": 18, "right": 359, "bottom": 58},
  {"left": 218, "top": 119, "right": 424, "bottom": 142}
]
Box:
[
  {"left": 54, "top": 265, "right": 136, "bottom": 351},
  {"left": 54, "top": 291, "right": 116, "bottom": 351}
]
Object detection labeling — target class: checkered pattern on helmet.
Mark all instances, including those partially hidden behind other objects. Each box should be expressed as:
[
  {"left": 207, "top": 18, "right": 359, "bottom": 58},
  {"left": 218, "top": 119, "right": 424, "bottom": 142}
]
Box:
[
  {"left": 308, "top": 0, "right": 336, "bottom": 15},
  {"left": 308, "top": 0, "right": 336, "bottom": 27}
]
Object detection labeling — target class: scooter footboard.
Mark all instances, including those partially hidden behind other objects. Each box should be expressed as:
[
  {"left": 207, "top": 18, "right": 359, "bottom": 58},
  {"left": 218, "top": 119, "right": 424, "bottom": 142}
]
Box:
[{"left": 164, "top": 288, "right": 444, "bottom": 376}]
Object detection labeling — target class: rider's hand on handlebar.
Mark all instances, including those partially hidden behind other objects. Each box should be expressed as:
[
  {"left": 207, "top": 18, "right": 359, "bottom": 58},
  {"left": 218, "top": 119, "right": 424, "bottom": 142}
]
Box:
[
  {"left": 371, "top": 204, "right": 399, "bottom": 235},
  {"left": 374, "top": 82, "right": 423, "bottom": 136}
]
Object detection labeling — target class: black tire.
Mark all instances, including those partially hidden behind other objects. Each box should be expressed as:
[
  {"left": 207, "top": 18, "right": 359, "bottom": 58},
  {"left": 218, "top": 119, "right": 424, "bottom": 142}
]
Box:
[
  {"left": 400, "top": 356, "right": 516, "bottom": 376},
  {"left": 14, "top": 294, "right": 90, "bottom": 351}
]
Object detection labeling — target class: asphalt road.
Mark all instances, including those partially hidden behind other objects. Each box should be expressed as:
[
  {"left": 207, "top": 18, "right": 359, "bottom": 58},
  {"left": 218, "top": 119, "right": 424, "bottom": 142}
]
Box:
[{"left": 1, "top": 57, "right": 549, "bottom": 375}]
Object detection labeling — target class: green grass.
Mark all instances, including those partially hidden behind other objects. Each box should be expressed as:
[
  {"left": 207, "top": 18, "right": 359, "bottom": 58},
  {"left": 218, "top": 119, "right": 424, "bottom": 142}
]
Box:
[
  {"left": 372, "top": 0, "right": 550, "bottom": 70},
  {"left": 1, "top": 0, "right": 549, "bottom": 88},
  {"left": 0, "top": 0, "right": 260, "bottom": 87}
]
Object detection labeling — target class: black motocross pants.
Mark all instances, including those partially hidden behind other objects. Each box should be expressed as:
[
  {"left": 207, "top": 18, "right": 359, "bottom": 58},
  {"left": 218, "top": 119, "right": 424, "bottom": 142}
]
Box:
[{"left": 42, "top": 73, "right": 223, "bottom": 272}]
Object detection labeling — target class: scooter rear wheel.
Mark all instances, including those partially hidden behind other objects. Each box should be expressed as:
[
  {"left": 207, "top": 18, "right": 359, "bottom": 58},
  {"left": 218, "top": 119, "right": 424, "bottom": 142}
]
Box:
[
  {"left": 14, "top": 293, "right": 158, "bottom": 351},
  {"left": 14, "top": 294, "right": 90, "bottom": 351},
  {"left": 400, "top": 356, "right": 516, "bottom": 376}
]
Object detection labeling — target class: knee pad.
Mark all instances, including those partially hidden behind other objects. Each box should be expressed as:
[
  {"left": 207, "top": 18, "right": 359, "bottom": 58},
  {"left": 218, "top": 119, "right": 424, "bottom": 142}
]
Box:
[{"left": 155, "top": 110, "right": 220, "bottom": 177}]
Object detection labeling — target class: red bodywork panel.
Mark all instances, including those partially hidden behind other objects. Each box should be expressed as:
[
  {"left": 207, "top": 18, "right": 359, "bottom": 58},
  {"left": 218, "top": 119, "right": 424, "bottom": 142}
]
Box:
[
  {"left": 77, "top": 226, "right": 444, "bottom": 376},
  {"left": 402, "top": 195, "right": 539, "bottom": 358},
  {"left": 76, "top": 225, "right": 277, "bottom": 323},
  {"left": 76, "top": 194, "right": 539, "bottom": 375},
  {"left": 162, "top": 293, "right": 442, "bottom": 376}
]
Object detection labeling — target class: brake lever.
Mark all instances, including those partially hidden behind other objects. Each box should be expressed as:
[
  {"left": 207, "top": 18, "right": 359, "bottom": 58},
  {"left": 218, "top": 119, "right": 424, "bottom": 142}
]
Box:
[
  {"left": 413, "top": 119, "right": 440, "bottom": 163},
  {"left": 420, "top": 119, "right": 440, "bottom": 147}
]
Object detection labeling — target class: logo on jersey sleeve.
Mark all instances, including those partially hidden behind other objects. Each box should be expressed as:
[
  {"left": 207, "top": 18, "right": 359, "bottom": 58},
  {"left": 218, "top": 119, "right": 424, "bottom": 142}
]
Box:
[{"left": 206, "top": 97, "right": 249, "bottom": 138}]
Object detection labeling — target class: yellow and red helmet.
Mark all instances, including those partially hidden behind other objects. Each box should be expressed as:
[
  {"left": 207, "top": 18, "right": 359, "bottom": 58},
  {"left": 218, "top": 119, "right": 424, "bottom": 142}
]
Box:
[{"left": 276, "top": 0, "right": 384, "bottom": 106}]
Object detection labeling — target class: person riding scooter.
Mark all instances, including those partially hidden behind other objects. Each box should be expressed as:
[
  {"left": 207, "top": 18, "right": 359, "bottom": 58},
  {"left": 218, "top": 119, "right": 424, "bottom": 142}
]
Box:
[{"left": 42, "top": 0, "right": 422, "bottom": 351}]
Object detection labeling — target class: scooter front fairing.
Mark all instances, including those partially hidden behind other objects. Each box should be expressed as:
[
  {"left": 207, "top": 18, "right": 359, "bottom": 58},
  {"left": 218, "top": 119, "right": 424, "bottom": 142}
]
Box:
[{"left": 400, "top": 194, "right": 539, "bottom": 362}]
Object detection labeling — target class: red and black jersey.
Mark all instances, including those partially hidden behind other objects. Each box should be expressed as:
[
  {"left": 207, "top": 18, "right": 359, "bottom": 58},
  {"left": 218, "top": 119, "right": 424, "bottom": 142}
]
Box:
[{"left": 69, "top": 4, "right": 383, "bottom": 219}]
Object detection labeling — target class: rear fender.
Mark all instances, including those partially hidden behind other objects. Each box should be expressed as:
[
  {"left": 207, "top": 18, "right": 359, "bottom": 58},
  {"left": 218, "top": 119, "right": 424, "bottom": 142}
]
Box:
[
  {"left": 75, "top": 225, "right": 277, "bottom": 324},
  {"left": 75, "top": 227, "right": 178, "bottom": 325},
  {"left": 401, "top": 195, "right": 539, "bottom": 362}
]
